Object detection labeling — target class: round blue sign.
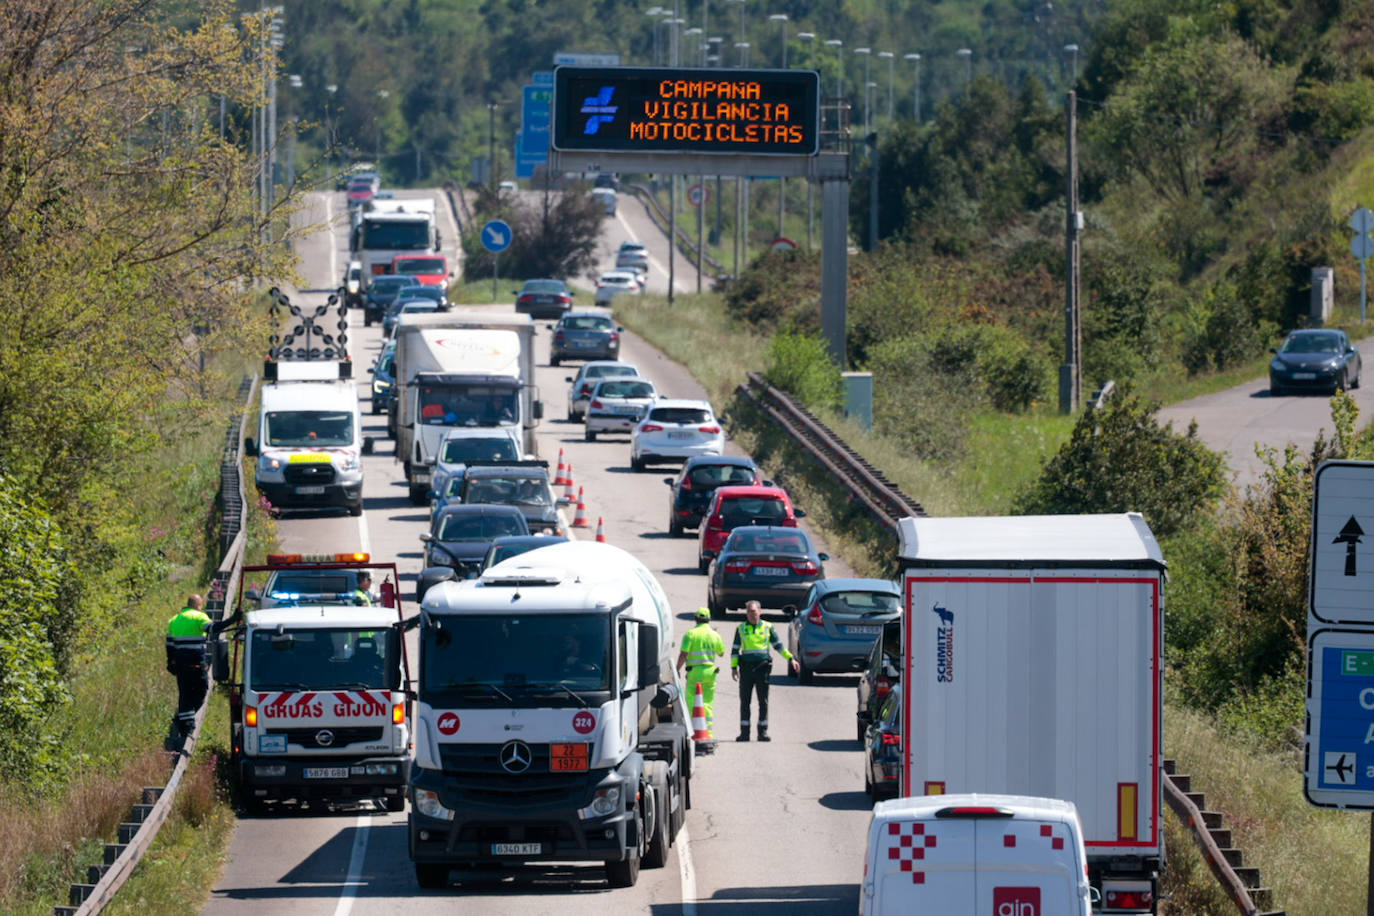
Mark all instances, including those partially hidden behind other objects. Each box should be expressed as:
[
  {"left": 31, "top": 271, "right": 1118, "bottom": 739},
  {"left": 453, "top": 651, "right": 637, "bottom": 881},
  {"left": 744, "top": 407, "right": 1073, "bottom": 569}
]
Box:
[{"left": 481, "top": 219, "right": 513, "bottom": 253}]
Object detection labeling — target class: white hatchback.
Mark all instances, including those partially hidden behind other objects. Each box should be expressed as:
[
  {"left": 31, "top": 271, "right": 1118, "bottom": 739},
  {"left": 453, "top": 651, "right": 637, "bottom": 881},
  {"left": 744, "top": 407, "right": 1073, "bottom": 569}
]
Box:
[
  {"left": 630, "top": 399, "right": 724, "bottom": 471},
  {"left": 584, "top": 377, "right": 658, "bottom": 440},
  {"left": 565, "top": 360, "right": 640, "bottom": 422},
  {"left": 595, "top": 269, "right": 644, "bottom": 306}
]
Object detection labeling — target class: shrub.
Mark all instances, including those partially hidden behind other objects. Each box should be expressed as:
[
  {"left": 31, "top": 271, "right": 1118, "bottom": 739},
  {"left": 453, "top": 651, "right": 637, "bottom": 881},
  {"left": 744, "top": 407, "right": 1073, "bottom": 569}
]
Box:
[
  {"left": 764, "top": 333, "right": 842, "bottom": 411},
  {"left": 864, "top": 335, "right": 976, "bottom": 462},
  {"left": 724, "top": 249, "right": 820, "bottom": 331}
]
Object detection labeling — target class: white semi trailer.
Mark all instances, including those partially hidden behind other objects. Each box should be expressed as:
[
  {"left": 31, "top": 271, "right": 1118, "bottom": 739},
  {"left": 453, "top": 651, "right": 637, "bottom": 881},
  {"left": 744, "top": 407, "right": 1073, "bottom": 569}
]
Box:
[
  {"left": 407, "top": 540, "right": 693, "bottom": 889},
  {"left": 392, "top": 312, "right": 541, "bottom": 502}
]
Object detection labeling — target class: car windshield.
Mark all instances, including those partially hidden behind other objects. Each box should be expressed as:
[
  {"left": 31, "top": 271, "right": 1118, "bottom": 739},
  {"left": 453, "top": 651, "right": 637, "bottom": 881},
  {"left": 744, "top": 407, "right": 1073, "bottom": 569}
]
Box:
[
  {"left": 688, "top": 464, "right": 756, "bottom": 487},
  {"left": 564, "top": 316, "right": 614, "bottom": 330},
  {"left": 1282, "top": 334, "right": 1343, "bottom": 354},
  {"left": 421, "top": 613, "right": 610, "bottom": 696},
  {"left": 523, "top": 280, "right": 566, "bottom": 293},
  {"left": 649, "top": 407, "right": 711, "bottom": 424},
  {"left": 361, "top": 220, "right": 431, "bottom": 250},
  {"left": 601, "top": 275, "right": 633, "bottom": 287},
  {"left": 819, "top": 591, "right": 901, "bottom": 614},
  {"left": 441, "top": 476, "right": 465, "bottom": 499},
  {"left": 597, "top": 380, "right": 654, "bottom": 399},
  {"left": 726, "top": 531, "right": 809, "bottom": 554},
  {"left": 586, "top": 364, "right": 637, "bottom": 380},
  {"left": 488, "top": 539, "right": 558, "bottom": 565},
  {"left": 399, "top": 301, "right": 439, "bottom": 314},
  {"left": 395, "top": 257, "right": 445, "bottom": 274},
  {"left": 250, "top": 627, "right": 399, "bottom": 691},
  {"left": 399, "top": 286, "right": 443, "bottom": 303},
  {"left": 466, "top": 476, "right": 550, "bottom": 506},
  {"left": 436, "top": 513, "right": 527, "bottom": 541},
  {"left": 439, "top": 436, "right": 518, "bottom": 465},
  {"left": 371, "top": 277, "right": 414, "bottom": 293},
  {"left": 265, "top": 410, "right": 353, "bottom": 447},
  {"left": 720, "top": 497, "right": 786, "bottom": 526}
]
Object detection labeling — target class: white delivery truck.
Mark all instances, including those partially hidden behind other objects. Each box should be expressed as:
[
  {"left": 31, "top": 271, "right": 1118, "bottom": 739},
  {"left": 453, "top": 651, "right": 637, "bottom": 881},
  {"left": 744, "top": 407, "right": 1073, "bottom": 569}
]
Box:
[
  {"left": 407, "top": 540, "right": 693, "bottom": 889},
  {"left": 213, "top": 555, "right": 411, "bottom": 813},
  {"left": 861, "top": 793, "right": 1094, "bottom": 915},
  {"left": 246, "top": 361, "right": 372, "bottom": 516},
  {"left": 897, "top": 513, "right": 1164, "bottom": 914},
  {"left": 351, "top": 198, "right": 440, "bottom": 282},
  {"left": 393, "top": 311, "right": 541, "bottom": 503}
]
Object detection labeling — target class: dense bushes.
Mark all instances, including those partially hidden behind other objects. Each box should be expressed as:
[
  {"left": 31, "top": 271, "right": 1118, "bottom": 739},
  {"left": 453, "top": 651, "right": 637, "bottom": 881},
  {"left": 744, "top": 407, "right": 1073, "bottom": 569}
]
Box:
[{"left": 462, "top": 187, "right": 605, "bottom": 281}]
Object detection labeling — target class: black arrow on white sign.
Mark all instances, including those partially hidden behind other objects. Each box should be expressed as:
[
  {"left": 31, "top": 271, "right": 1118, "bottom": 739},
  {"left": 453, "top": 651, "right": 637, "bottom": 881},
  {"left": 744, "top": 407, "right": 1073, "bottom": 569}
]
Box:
[{"left": 1334, "top": 516, "right": 1365, "bottom": 577}]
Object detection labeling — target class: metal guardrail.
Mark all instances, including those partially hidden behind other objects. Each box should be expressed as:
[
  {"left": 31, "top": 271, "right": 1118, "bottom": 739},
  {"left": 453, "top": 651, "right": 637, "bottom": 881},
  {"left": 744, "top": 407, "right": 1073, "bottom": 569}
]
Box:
[
  {"left": 736, "top": 372, "right": 924, "bottom": 529},
  {"left": 624, "top": 182, "right": 725, "bottom": 278},
  {"left": 58, "top": 374, "right": 258, "bottom": 916}
]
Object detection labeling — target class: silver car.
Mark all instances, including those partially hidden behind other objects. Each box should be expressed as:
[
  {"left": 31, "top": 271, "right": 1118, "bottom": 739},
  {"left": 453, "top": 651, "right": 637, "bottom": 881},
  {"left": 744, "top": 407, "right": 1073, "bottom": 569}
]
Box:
[
  {"left": 565, "top": 360, "right": 640, "bottom": 422},
  {"left": 550, "top": 311, "right": 623, "bottom": 365},
  {"left": 584, "top": 377, "right": 658, "bottom": 441}
]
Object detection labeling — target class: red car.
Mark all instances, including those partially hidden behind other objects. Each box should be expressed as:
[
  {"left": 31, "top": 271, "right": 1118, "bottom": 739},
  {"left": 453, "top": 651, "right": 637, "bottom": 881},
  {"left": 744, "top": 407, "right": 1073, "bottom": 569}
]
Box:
[
  {"left": 390, "top": 254, "right": 450, "bottom": 287},
  {"left": 697, "top": 485, "right": 804, "bottom": 573}
]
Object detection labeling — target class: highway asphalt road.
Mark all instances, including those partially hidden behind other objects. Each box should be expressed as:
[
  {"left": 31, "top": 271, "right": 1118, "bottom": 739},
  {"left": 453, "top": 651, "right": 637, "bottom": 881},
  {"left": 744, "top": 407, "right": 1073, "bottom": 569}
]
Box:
[{"left": 206, "top": 191, "right": 865, "bottom": 914}]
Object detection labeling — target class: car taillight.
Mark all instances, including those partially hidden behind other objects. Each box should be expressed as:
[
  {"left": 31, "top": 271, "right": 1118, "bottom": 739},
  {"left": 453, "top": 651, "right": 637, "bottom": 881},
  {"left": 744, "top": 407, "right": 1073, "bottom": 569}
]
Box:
[
  {"left": 679, "top": 476, "right": 692, "bottom": 490},
  {"left": 875, "top": 676, "right": 893, "bottom": 699},
  {"left": 806, "top": 604, "right": 824, "bottom": 625},
  {"left": 554, "top": 331, "right": 565, "bottom": 341},
  {"left": 783, "top": 517, "right": 799, "bottom": 528},
  {"left": 609, "top": 332, "right": 619, "bottom": 343},
  {"left": 590, "top": 399, "right": 604, "bottom": 409},
  {"left": 698, "top": 425, "right": 721, "bottom": 434},
  {"left": 640, "top": 423, "right": 664, "bottom": 432},
  {"left": 580, "top": 384, "right": 594, "bottom": 396},
  {"left": 881, "top": 733, "right": 902, "bottom": 746},
  {"left": 708, "top": 515, "right": 725, "bottom": 530},
  {"left": 792, "top": 560, "right": 819, "bottom": 575},
  {"left": 558, "top": 295, "right": 571, "bottom": 303},
  {"left": 724, "top": 560, "right": 751, "bottom": 573},
  {"left": 519, "top": 295, "right": 532, "bottom": 303},
  {"left": 1104, "top": 891, "right": 1153, "bottom": 909}
]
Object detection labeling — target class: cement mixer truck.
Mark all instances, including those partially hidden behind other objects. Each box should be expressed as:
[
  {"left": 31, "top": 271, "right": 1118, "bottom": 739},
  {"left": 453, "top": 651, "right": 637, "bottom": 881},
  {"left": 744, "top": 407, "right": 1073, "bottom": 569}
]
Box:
[{"left": 407, "top": 540, "right": 693, "bottom": 889}]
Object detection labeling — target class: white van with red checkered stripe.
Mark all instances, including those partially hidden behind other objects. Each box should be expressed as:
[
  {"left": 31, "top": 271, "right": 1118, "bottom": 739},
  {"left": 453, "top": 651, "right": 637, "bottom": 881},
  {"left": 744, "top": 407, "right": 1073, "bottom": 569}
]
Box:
[{"left": 861, "top": 794, "right": 1094, "bottom": 915}]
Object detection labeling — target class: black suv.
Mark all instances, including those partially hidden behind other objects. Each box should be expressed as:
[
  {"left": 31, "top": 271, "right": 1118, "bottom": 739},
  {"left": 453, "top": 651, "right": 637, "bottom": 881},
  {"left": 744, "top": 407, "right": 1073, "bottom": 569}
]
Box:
[
  {"left": 856, "top": 618, "right": 901, "bottom": 742},
  {"left": 363, "top": 274, "right": 418, "bottom": 326},
  {"left": 663, "top": 456, "right": 764, "bottom": 536},
  {"left": 458, "top": 461, "right": 565, "bottom": 536}
]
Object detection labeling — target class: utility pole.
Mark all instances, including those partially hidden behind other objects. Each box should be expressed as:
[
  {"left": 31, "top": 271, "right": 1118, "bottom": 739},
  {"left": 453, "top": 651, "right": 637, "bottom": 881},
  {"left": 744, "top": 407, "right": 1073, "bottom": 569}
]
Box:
[
  {"left": 867, "top": 132, "right": 879, "bottom": 251},
  {"left": 488, "top": 102, "right": 497, "bottom": 193},
  {"left": 1060, "top": 91, "right": 1082, "bottom": 414}
]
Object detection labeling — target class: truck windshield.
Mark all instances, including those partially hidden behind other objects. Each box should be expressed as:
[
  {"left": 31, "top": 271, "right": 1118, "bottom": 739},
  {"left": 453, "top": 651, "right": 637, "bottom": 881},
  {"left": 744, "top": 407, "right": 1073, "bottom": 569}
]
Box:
[
  {"left": 249, "top": 627, "right": 399, "bottom": 691},
  {"left": 422, "top": 614, "right": 610, "bottom": 703},
  {"left": 265, "top": 410, "right": 353, "bottom": 447},
  {"left": 419, "top": 385, "right": 518, "bottom": 426},
  {"left": 361, "top": 220, "right": 431, "bottom": 250}
]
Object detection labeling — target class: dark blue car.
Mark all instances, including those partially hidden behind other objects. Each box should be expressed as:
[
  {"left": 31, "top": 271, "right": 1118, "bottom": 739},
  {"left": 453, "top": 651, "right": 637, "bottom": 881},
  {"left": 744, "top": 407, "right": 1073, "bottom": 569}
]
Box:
[
  {"left": 1269, "top": 329, "right": 1362, "bottom": 395},
  {"left": 368, "top": 343, "right": 396, "bottom": 416},
  {"left": 663, "top": 455, "right": 764, "bottom": 536}
]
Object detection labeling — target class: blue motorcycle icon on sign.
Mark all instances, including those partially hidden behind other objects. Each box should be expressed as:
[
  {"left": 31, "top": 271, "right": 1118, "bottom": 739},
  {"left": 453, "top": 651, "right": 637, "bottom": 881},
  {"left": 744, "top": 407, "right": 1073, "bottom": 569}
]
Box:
[{"left": 581, "top": 87, "right": 618, "bottom": 135}]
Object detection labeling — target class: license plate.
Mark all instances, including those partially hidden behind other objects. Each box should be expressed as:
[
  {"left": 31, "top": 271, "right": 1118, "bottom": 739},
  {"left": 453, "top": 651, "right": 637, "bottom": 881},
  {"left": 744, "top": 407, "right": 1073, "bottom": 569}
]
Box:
[
  {"left": 572, "top": 340, "right": 596, "bottom": 348},
  {"left": 668, "top": 431, "right": 694, "bottom": 440},
  {"left": 295, "top": 485, "right": 326, "bottom": 495},
  {"left": 614, "top": 406, "right": 640, "bottom": 414},
  {"left": 303, "top": 767, "right": 348, "bottom": 779},
  {"left": 845, "top": 625, "right": 881, "bottom": 635},
  {"left": 492, "top": 842, "right": 541, "bottom": 855},
  {"left": 1294, "top": 372, "right": 1317, "bottom": 380},
  {"left": 754, "top": 566, "right": 789, "bottom": 576}
]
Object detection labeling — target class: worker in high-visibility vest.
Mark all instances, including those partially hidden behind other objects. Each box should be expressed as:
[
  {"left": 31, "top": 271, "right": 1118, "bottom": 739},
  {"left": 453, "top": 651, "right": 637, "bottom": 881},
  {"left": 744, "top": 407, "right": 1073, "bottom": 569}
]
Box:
[
  {"left": 731, "top": 600, "right": 797, "bottom": 742},
  {"left": 676, "top": 608, "right": 725, "bottom": 739}
]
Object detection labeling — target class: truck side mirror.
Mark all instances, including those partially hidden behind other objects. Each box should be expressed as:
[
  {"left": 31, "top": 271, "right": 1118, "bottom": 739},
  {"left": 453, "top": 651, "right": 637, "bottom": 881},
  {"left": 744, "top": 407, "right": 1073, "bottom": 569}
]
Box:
[
  {"left": 211, "top": 638, "right": 231, "bottom": 683},
  {"left": 532, "top": 401, "right": 544, "bottom": 421},
  {"left": 637, "top": 621, "right": 660, "bottom": 689},
  {"left": 782, "top": 605, "right": 798, "bottom": 618},
  {"left": 244, "top": 438, "right": 258, "bottom": 457},
  {"left": 794, "top": 508, "right": 806, "bottom": 518}
]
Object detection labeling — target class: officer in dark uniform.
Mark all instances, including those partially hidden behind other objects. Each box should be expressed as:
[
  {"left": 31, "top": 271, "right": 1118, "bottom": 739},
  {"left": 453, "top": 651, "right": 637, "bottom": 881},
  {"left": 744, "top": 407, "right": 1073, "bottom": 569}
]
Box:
[
  {"left": 165, "top": 594, "right": 240, "bottom": 742},
  {"left": 730, "top": 600, "right": 798, "bottom": 742}
]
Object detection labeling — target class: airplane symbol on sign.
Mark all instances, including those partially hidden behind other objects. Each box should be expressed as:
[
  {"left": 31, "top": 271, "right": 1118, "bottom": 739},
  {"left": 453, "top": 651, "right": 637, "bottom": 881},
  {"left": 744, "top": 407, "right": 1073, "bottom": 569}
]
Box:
[{"left": 1326, "top": 751, "right": 1356, "bottom": 785}]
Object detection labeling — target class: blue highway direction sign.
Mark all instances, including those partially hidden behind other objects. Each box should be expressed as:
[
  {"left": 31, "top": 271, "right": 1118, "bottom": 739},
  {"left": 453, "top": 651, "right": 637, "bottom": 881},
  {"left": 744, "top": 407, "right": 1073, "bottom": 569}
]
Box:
[
  {"left": 481, "top": 220, "right": 512, "bottom": 253},
  {"left": 1306, "top": 628, "right": 1374, "bottom": 808}
]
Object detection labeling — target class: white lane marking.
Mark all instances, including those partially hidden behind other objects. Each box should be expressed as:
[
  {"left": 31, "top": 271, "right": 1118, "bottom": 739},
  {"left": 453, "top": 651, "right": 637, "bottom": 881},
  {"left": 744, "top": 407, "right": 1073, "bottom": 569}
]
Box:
[
  {"left": 357, "top": 503, "right": 372, "bottom": 555},
  {"left": 679, "top": 824, "right": 697, "bottom": 916},
  {"left": 615, "top": 210, "right": 689, "bottom": 294},
  {"left": 332, "top": 812, "right": 371, "bottom": 916},
  {"left": 327, "top": 193, "right": 337, "bottom": 286}
]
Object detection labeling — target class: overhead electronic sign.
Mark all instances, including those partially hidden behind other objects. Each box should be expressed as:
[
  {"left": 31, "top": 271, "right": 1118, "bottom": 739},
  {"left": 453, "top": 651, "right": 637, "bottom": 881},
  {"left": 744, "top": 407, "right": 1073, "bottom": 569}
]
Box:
[{"left": 552, "top": 66, "right": 820, "bottom": 157}]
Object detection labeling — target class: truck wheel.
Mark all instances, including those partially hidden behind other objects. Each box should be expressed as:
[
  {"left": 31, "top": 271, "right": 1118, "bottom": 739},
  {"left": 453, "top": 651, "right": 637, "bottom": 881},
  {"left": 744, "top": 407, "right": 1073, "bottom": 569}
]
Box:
[
  {"left": 605, "top": 814, "right": 642, "bottom": 887},
  {"left": 384, "top": 795, "right": 405, "bottom": 812},
  {"left": 643, "top": 763, "right": 670, "bottom": 869},
  {"left": 414, "top": 863, "right": 449, "bottom": 889},
  {"left": 584, "top": 429, "right": 597, "bottom": 442}
]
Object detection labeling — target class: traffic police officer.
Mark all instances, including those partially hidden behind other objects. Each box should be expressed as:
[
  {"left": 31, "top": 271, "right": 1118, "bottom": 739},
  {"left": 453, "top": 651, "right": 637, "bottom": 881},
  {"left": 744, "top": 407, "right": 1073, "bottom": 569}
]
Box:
[
  {"left": 351, "top": 571, "right": 375, "bottom": 606},
  {"left": 676, "top": 608, "right": 725, "bottom": 739},
  {"left": 730, "top": 599, "right": 797, "bottom": 742},
  {"left": 165, "top": 594, "right": 239, "bottom": 741}
]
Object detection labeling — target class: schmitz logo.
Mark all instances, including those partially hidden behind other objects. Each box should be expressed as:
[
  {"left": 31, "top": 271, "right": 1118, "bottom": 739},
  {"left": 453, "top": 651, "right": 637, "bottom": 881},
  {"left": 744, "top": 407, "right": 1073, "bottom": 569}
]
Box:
[
  {"left": 993, "top": 886, "right": 1040, "bottom": 915},
  {"left": 932, "top": 604, "right": 954, "bottom": 683}
]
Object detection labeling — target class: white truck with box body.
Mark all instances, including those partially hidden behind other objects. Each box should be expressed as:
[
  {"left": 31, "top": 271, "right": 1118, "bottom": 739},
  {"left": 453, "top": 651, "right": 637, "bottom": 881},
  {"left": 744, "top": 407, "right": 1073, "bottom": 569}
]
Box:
[
  {"left": 351, "top": 198, "right": 440, "bottom": 283},
  {"left": 393, "top": 312, "right": 541, "bottom": 502},
  {"left": 407, "top": 540, "right": 693, "bottom": 889},
  {"left": 245, "top": 361, "right": 373, "bottom": 516},
  {"left": 897, "top": 513, "right": 1164, "bottom": 914},
  {"left": 861, "top": 793, "right": 1094, "bottom": 915},
  {"left": 213, "top": 556, "right": 411, "bottom": 812}
]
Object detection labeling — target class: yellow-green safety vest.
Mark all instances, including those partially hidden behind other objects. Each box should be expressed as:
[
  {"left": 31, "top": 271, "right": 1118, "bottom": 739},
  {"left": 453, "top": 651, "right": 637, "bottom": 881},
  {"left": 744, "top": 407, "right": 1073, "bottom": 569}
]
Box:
[
  {"left": 681, "top": 623, "right": 724, "bottom": 669},
  {"left": 731, "top": 619, "right": 792, "bottom": 667}
]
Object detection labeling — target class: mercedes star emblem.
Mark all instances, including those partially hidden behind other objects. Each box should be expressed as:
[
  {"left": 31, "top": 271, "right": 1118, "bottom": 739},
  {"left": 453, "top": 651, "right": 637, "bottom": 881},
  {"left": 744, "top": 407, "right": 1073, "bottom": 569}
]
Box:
[
  {"left": 499, "top": 739, "right": 532, "bottom": 773},
  {"left": 314, "top": 729, "right": 335, "bottom": 747}
]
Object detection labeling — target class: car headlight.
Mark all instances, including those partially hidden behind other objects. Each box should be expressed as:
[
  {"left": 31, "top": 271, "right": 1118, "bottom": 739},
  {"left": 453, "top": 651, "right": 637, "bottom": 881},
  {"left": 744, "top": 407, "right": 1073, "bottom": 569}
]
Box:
[
  {"left": 1270, "top": 359, "right": 1283, "bottom": 372},
  {"left": 339, "top": 454, "right": 361, "bottom": 472},
  {"left": 577, "top": 785, "right": 622, "bottom": 820},
  {"left": 414, "top": 788, "right": 455, "bottom": 821},
  {"left": 374, "top": 379, "right": 392, "bottom": 390},
  {"left": 259, "top": 455, "right": 282, "bottom": 471}
]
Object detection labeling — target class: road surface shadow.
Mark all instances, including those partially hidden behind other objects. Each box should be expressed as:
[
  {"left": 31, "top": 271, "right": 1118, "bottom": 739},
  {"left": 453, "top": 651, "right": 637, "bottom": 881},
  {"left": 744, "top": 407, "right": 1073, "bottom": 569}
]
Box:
[
  {"left": 819, "top": 790, "right": 874, "bottom": 812},
  {"left": 387, "top": 513, "right": 431, "bottom": 524},
  {"left": 651, "top": 883, "right": 859, "bottom": 913},
  {"left": 661, "top": 567, "right": 705, "bottom": 577},
  {"left": 808, "top": 739, "right": 863, "bottom": 753},
  {"left": 805, "top": 675, "right": 862, "bottom": 689},
  {"left": 638, "top": 531, "right": 674, "bottom": 540},
  {"left": 365, "top": 496, "right": 416, "bottom": 512}
]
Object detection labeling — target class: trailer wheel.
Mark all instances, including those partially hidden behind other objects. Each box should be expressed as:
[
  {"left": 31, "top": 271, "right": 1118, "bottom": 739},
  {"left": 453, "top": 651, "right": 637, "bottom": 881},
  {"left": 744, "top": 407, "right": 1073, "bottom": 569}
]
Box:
[
  {"left": 414, "top": 863, "right": 449, "bottom": 889},
  {"left": 384, "top": 795, "right": 405, "bottom": 812}
]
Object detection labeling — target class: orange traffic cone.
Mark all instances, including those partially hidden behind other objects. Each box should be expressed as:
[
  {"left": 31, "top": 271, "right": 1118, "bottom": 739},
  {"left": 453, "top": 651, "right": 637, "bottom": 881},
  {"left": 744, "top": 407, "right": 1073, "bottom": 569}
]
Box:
[
  {"left": 554, "top": 449, "right": 570, "bottom": 487},
  {"left": 595, "top": 517, "right": 607, "bottom": 543},
  {"left": 572, "top": 487, "right": 591, "bottom": 528},
  {"left": 691, "top": 680, "right": 715, "bottom": 752},
  {"left": 563, "top": 462, "right": 577, "bottom": 502}
]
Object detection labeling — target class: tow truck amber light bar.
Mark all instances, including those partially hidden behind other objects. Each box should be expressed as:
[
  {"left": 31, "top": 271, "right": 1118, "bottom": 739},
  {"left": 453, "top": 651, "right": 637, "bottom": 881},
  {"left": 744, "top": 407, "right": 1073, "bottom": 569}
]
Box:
[{"left": 266, "top": 552, "right": 371, "bottom": 565}]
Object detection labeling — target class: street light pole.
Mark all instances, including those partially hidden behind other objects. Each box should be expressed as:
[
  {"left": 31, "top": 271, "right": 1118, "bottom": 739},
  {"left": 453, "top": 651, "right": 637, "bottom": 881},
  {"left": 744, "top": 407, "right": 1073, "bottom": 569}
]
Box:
[
  {"left": 797, "top": 32, "right": 816, "bottom": 251},
  {"left": 825, "top": 39, "right": 844, "bottom": 100},
  {"left": 878, "top": 51, "right": 894, "bottom": 120},
  {"left": 854, "top": 47, "right": 871, "bottom": 134},
  {"left": 487, "top": 101, "right": 497, "bottom": 192},
  {"left": 904, "top": 53, "right": 921, "bottom": 121},
  {"left": 375, "top": 88, "right": 389, "bottom": 168},
  {"left": 1064, "top": 43, "right": 1080, "bottom": 84},
  {"left": 768, "top": 13, "right": 788, "bottom": 68},
  {"left": 957, "top": 47, "right": 973, "bottom": 88}
]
